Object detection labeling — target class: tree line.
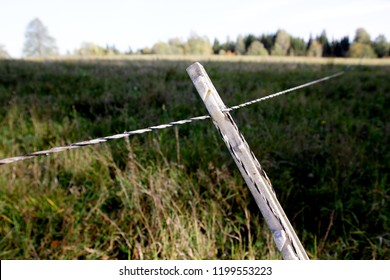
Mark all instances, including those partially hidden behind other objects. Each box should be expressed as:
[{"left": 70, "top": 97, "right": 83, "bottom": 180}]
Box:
[{"left": 1, "top": 18, "right": 389, "bottom": 59}]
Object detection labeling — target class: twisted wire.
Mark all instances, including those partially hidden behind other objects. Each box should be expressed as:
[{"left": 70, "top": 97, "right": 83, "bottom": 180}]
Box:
[
  {"left": 0, "top": 70, "right": 346, "bottom": 166},
  {"left": 223, "top": 70, "right": 346, "bottom": 112}
]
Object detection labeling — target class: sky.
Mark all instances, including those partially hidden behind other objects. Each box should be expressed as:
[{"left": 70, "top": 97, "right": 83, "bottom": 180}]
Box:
[{"left": 1, "top": 0, "right": 389, "bottom": 57}]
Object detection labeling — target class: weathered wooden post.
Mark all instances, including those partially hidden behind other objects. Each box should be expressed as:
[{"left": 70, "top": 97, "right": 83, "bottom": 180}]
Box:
[{"left": 187, "top": 62, "right": 309, "bottom": 260}]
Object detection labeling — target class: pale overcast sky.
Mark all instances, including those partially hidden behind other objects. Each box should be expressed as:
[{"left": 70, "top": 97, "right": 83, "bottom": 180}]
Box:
[{"left": 1, "top": 0, "right": 389, "bottom": 57}]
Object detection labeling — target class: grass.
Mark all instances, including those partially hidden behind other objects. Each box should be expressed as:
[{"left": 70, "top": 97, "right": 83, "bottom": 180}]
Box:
[{"left": 0, "top": 57, "right": 389, "bottom": 259}]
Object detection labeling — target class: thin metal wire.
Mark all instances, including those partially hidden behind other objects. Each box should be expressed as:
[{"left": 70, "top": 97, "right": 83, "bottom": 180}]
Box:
[
  {"left": 223, "top": 70, "right": 346, "bottom": 112},
  {"left": 0, "top": 70, "right": 346, "bottom": 166},
  {"left": 0, "top": 115, "right": 211, "bottom": 165}
]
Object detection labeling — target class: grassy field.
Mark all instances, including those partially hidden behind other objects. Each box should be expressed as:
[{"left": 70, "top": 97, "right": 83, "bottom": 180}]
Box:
[{"left": 0, "top": 57, "right": 389, "bottom": 259}]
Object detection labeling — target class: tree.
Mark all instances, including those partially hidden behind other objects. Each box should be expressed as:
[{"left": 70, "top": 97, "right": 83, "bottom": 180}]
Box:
[
  {"left": 168, "top": 38, "right": 184, "bottom": 55},
  {"left": 339, "top": 36, "right": 350, "bottom": 57},
  {"left": 212, "top": 38, "right": 221, "bottom": 54},
  {"left": 235, "top": 35, "right": 246, "bottom": 55},
  {"left": 340, "top": 37, "right": 350, "bottom": 55},
  {"left": 271, "top": 44, "right": 285, "bottom": 56},
  {"left": 140, "top": 47, "right": 152, "bottom": 55},
  {"left": 23, "top": 18, "right": 58, "bottom": 57},
  {"left": 125, "top": 47, "right": 133, "bottom": 55},
  {"left": 348, "top": 43, "right": 376, "bottom": 58},
  {"left": 243, "top": 34, "right": 257, "bottom": 50},
  {"left": 247, "top": 40, "right": 268, "bottom": 56},
  {"left": 289, "top": 37, "right": 306, "bottom": 56},
  {"left": 75, "top": 42, "right": 106, "bottom": 56},
  {"left": 354, "top": 28, "right": 371, "bottom": 44},
  {"left": 259, "top": 34, "right": 274, "bottom": 53},
  {"left": 372, "top": 35, "right": 389, "bottom": 58},
  {"left": 105, "top": 45, "right": 120, "bottom": 55},
  {"left": 317, "top": 30, "right": 331, "bottom": 56},
  {"left": 306, "top": 35, "right": 313, "bottom": 52},
  {"left": 220, "top": 36, "right": 235, "bottom": 53},
  {"left": 330, "top": 36, "right": 350, "bottom": 57},
  {"left": 184, "top": 33, "right": 212, "bottom": 55},
  {"left": 0, "top": 45, "right": 10, "bottom": 58},
  {"left": 271, "top": 29, "right": 291, "bottom": 56},
  {"left": 152, "top": 41, "right": 172, "bottom": 55},
  {"left": 349, "top": 28, "right": 376, "bottom": 58},
  {"left": 307, "top": 40, "right": 323, "bottom": 57}
]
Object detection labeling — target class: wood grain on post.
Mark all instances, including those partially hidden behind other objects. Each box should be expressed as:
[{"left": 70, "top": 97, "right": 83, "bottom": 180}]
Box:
[{"left": 187, "top": 62, "right": 309, "bottom": 260}]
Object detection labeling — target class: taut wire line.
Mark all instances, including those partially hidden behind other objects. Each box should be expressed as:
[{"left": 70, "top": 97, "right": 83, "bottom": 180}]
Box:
[{"left": 0, "top": 69, "right": 347, "bottom": 166}]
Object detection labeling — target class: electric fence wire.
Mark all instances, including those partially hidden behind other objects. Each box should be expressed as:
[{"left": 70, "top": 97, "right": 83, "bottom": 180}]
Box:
[{"left": 0, "top": 68, "right": 349, "bottom": 166}]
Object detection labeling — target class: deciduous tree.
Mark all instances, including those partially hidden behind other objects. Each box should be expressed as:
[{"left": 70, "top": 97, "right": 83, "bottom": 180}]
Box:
[
  {"left": 104, "top": 45, "right": 120, "bottom": 55},
  {"left": 184, "top": 33, "right": 212, "bottom": 55},
  {"left": 372, "top": 35, "right": 389, "bottom": 58},
  {"left": 0, "top": 45, "right": 10, "bottom": 58},
  {"left": 307, "top": 40, "right": 323, "bottom": 57},
  {"left": 349, "top": 28, "right": 376, "bottom": 58},
  {"left": 271, "top": 29, "right": 291, "bottom": 56},
  {"left": 348, "top": 43, "right": 376, "bottom": 58},
  {"left": 289, "top": 37, "right": 306, "bottom": 56},
  {"left": 168, "top": 38, "right": 184, "bottom": 55},
  {"left": 75, "top": 42, "right": 106, "bottom": 56},
  {"left": 354, "top": 28, "right": 371, "bottom": 44},
  {"left": 247, "top": 40, "right": 268, "bottom": 56},
  {"left": 23, "top": 18, "right": 58, "bottom": 57},
  {"left": 235, "top": 35, "right": 246, "bottom": 55},
  {"left": 152, "top": 42, "right": 172, "bottom": 55}
]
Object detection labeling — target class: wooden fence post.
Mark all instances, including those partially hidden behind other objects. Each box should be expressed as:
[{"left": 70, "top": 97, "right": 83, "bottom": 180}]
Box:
[{"left": 187, "top": 62, "right": 309, "bottom": 260}]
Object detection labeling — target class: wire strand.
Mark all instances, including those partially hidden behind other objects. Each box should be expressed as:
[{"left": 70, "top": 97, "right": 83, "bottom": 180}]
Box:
[
  {"left": 0, "top": 70, "right": 346, "bottom": 166},
  {"left": 223, "top": 70, "right": 346, "bottom": 112}
]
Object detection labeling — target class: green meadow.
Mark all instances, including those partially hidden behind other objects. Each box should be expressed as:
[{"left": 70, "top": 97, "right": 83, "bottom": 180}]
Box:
[{"left": 0, "top": 57, "right": 389, "bottom": 259}]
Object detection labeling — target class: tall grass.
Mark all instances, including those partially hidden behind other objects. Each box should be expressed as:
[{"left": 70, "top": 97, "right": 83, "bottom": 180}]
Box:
[{"left": 0, "top": 58, "right": 388, "bottom": 259}]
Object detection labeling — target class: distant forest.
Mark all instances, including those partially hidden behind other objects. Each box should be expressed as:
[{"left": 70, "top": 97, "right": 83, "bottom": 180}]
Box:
[
  {"left": 142, "top": 28, "right": 388, "bottom": 59},
  {"left": 0, "top": 18, "right": 389, "bottom": 59}
]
